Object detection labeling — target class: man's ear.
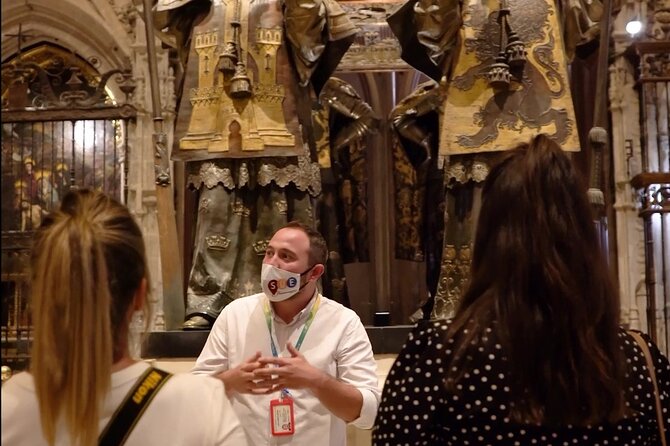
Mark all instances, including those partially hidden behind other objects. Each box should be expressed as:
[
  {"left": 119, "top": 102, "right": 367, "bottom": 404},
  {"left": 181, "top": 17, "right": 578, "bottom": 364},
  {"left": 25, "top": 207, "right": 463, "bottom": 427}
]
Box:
[
  {"left": 133, "top": 277, "right": 148, "bottom": 311},
  {"left": 310, "top": 264, "right": 325, "bottom": 281}
]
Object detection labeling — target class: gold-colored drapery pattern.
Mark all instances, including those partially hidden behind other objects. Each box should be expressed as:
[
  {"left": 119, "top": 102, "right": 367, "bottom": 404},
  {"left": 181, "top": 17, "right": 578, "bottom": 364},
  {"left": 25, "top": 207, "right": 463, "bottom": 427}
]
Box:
[
  {"left": 388, "top": 0, "right": 601, "bottom": 319},
  {"left": 155, "top": 0, "right": 356, "bottom": 327}
]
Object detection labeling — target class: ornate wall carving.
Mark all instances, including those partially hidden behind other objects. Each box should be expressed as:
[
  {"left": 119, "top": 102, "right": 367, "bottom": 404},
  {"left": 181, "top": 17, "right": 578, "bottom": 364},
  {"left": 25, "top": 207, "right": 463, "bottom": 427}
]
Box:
[
  {"left": 1, "top": 0, "right": 176, "bottom": 332},
  {"left": 337, "top": 1, "right": 408, "bottom": 71},
  {"left": 615, "top": 0, "right": 670, "bottom": 348},
  {"left": 610, "top": 3, "right": 649, "bottom": 331},
  {"left": 126, "top": 1, "right": 176, "bottom": 331}
]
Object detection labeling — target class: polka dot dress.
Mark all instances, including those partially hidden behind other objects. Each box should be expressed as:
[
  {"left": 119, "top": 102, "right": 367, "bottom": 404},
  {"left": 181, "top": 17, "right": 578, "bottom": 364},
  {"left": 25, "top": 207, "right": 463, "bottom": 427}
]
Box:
[{"left": 372, "top": 320, "right": 670, "bottom": 445}]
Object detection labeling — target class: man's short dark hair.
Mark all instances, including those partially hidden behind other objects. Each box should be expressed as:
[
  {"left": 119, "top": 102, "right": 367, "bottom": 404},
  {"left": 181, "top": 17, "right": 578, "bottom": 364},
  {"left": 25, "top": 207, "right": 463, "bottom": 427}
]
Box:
[{"left": 281, "top": 221, "right": 328, "bottom": 266}]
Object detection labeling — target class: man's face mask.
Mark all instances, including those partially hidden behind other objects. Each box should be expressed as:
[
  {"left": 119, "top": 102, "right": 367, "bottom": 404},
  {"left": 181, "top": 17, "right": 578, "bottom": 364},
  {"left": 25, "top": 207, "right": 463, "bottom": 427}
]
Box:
[{"left": 261, "top": 263, "right": 314, "bottom": 302}]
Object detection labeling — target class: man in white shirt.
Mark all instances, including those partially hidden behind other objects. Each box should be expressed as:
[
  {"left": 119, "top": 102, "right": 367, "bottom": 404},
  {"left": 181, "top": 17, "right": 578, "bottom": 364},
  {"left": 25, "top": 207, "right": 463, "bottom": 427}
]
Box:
[{"left": 192, "top": 221, "right": 380, "bottom": 445}]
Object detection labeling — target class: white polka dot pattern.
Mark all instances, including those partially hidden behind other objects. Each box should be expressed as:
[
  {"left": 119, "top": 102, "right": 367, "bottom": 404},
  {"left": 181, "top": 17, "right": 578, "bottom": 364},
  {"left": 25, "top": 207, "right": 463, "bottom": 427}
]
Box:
[{"left": 372, "top": 320, "right": 670, "bottom": 445}]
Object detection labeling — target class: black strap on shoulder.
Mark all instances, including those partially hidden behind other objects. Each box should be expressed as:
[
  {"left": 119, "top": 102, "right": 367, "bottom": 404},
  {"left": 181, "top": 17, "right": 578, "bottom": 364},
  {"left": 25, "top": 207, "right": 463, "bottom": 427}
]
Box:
[{"left": 99, "top": 366, "right": 173, "bottom": 446}]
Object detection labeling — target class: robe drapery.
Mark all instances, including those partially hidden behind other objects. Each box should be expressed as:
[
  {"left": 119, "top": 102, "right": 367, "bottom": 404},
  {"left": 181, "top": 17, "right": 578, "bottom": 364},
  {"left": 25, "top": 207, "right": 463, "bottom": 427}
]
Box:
[
  {"left": 387, "top": 0, "right": 601, "bottom": 319},
  {"left": 154, "top": 0, "right": 357, "bottom": 327}
]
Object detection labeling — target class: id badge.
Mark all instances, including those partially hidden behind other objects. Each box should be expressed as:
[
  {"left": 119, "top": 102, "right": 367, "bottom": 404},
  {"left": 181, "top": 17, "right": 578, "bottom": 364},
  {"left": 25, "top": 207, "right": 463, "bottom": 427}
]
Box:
[{"left": 270, "top": 396, "right": 295, "bottom": 436}]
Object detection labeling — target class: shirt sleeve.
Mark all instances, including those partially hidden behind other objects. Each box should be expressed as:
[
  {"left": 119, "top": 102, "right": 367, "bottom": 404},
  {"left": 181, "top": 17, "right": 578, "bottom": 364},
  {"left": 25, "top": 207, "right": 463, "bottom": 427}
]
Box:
[
  {"left": 191, "top": 311, "right": 230, "bottom": 375},
  {"left": 372, "top": 319, "right": 449, "bottom": 446},
  {"left": 204, "top": 377, "right": 247, "bottom": 444},
  {"left": 336, "top": 315, "right": 381, "bottom": 429}
]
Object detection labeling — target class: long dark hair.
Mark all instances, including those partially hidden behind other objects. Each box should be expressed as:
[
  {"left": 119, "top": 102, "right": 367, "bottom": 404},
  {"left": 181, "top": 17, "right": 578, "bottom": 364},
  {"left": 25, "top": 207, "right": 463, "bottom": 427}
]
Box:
[{"left": 445, "top": 134, "right": 626, "bottom": 425}]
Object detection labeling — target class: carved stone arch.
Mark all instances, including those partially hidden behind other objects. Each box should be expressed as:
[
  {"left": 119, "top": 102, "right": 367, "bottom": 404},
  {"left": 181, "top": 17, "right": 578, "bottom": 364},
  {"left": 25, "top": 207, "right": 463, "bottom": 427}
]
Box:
[
  {"left": 1, "top": 41, "right": 124, "bottom": 109},
  {"left": 0, "top": 0, "right": 178, "bottom": 362},
  {"left": 1, "top": 0, "right": 135, "bottom": 101}
]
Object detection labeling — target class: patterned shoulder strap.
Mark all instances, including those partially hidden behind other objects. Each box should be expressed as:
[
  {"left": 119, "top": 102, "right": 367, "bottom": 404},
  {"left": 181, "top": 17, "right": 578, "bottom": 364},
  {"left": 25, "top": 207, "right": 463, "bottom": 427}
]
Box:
[{"left": 99, "top": 367, "right": 173, "bottom": 446}]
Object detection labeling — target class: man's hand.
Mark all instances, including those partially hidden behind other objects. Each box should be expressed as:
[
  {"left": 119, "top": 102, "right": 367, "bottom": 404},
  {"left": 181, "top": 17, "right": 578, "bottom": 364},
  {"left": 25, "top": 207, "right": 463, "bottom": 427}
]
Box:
[
  {"left": 216, "top": 352, "right": 275, "bottom": 396},
  {"left": 254, "top": 343, "right": 327, "bottom": 391},
  {"left": 256, "top": 343, "right": 365, "bottom": 422}
]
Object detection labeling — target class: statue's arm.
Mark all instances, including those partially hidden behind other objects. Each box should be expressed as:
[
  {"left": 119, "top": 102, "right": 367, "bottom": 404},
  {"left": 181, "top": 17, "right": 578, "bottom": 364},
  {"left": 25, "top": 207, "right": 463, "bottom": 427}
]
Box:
[
  {"left": 320, "top": 78, "right": 380, "bottom": 152},
  {"left": 387, "top": 0, "right": 462, "bottom": 81},
  {"left": 558, "top": 0, "right": 603, "bottom": 61},
  {"left": 283, "top": 0, "right": 357, "bottom": 95},
  {"left": 152, "top": 0, "right": 212, "bottom": 65},
  {"left": 390, "top": 82, "right": 442, "bottom": 166}
]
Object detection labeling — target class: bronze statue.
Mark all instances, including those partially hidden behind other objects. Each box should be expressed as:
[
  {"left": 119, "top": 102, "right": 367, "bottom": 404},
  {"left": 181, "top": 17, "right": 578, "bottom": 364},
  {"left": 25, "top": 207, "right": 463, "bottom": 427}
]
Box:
[
  {"left": 313, "top": 77, "right": 380, "bottom": 304},
  {"left": 154, "top": 0, "right": 358, "bottom": 329},
  {"left": 387, "top": 0, "right": 602, "bottom": 318}
]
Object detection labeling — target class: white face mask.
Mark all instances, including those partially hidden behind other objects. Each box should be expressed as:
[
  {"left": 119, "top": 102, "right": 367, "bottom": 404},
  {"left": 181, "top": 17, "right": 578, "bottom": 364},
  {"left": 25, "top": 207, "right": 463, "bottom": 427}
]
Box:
[{"left": 261, "top": 264, "right": 312, "bottom": 302}]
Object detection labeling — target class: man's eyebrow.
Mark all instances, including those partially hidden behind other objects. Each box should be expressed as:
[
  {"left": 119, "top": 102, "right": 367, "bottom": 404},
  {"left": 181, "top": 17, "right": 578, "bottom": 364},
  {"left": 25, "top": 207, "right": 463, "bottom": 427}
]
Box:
[{"left": 267, "top": 245, "right": 297, "bottom": 256}]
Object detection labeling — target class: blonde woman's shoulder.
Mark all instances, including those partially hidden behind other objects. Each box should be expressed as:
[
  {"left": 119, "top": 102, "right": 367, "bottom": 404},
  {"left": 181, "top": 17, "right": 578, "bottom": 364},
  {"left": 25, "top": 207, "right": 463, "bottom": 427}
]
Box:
[
  {"left": 2, "top": 372, "right": 48, "bottom": 446},
  {"left": 128, "top": 371, "right": 245, "bottom": 445}
]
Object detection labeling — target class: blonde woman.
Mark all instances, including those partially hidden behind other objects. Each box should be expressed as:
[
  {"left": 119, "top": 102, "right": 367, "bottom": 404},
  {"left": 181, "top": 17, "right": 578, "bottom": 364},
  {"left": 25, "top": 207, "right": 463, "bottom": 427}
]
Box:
[{"left": 1, "top": 189, "right": 241, "bottom": 445}]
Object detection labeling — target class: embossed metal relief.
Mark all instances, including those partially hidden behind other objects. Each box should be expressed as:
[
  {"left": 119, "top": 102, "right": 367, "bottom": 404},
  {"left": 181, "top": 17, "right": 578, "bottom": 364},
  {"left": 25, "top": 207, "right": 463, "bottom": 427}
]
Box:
[
  {"left": 641, "top": 52, "right": 670, "bottom": 80},
  {"left": 199, "top": 197, "right": 212, "bottom": 213},
  {"left": 162, "top": 0, "right": 355, "bottom": 159},
  {"left": 445, "top": 156, "right": 492, "bottom": 185},
  {"left": 177, "top": 16, "right": 299, "bottom": 157},
  {"left": 440, "top": 0, "right": 580, "bottom": 155},
  {"left": 257, "top": 155, "right": 321, "bottom": 194},
  {"left": 206, "top": 234, "right": 231, "bottom": 250},
  {"left": 275, "top": 200, "right": 288, "bottom": 215},
  {"left": 241, "top": 280, "right": 259, "bottom": 297},
  {"left": 186, "top": 155, "right": 322, "bottom": 195},
  {"left": 338, "top": 1, "right": 408, "bottom": 71},
  {"left": 253, "top": 240, "right": 270, "bottom": 255},
  {"left": 231, "top": 199, "right": 251, "bottom": 217},
  {"left": 191, "top": 162, "right": 236, "bottom": 190},
  {"left": 433, "top": 244, "right": 472, "bottom": 319}
]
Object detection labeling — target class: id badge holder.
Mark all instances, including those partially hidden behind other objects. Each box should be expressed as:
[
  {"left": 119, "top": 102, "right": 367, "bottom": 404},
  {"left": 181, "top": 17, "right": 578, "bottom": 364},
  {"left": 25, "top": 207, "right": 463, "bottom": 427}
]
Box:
[{"left": 270, "top": 396, "right": 295, "bottom": 436}]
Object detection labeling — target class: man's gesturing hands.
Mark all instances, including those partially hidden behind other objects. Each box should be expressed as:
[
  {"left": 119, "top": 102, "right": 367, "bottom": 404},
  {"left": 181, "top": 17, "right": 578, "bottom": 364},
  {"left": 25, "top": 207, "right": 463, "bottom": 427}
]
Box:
[
  {"left": 253, "top": 343, "right": 326, "bottom": 391},
  {"left": 217, "top": 344, "right": 326, "bottom": 396},
  {"left": 217, "top": 352, "right": 275, "bottom": 395},
  {"left": 217, "top": 344, "right": 363, "bottom": 423}
]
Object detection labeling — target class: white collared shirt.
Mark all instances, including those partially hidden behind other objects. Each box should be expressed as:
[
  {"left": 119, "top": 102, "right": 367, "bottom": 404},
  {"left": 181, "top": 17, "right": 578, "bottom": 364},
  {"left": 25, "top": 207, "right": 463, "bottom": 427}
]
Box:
[{"left": 192, "top": 292, "right": 380, "bottom": 446}]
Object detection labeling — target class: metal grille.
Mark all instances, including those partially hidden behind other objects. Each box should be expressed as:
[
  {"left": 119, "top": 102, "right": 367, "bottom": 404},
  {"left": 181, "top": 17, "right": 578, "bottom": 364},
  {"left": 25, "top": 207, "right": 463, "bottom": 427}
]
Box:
[
  {"left": 0, "top": 119, "right": 130, "bottom": 372},
  {"left": 1, "top": 42, "right": 136, "bottom": 375},
  {"left": 1, "top": 120, "right": 129, "bottom": 228}
]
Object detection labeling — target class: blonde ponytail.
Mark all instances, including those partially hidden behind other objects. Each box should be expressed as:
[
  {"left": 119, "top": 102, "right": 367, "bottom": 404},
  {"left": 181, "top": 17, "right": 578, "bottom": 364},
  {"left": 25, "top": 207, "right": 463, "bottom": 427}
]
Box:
[{"left": 30, "top": 190, "right": 147, "bottom": 446}]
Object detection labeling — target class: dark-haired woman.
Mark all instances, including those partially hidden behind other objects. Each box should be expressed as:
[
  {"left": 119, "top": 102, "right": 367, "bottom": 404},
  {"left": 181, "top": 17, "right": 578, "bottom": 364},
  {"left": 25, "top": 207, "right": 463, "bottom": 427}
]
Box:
[{"left": 373, "top": 135, "right": 670, "bottom": 445}]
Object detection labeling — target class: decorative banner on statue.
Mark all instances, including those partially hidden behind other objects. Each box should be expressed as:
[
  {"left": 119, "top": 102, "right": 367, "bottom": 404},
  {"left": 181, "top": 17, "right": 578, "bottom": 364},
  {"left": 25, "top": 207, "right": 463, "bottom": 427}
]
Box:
[
  {"left": 440, "top": 0, "right": 580, "bottom": 155},
  {"left": 174, "top": 0, "right": 301, "bottom": 159},
  {"left": 166, "top": 0, "right": 356, "bottom": 161}
]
